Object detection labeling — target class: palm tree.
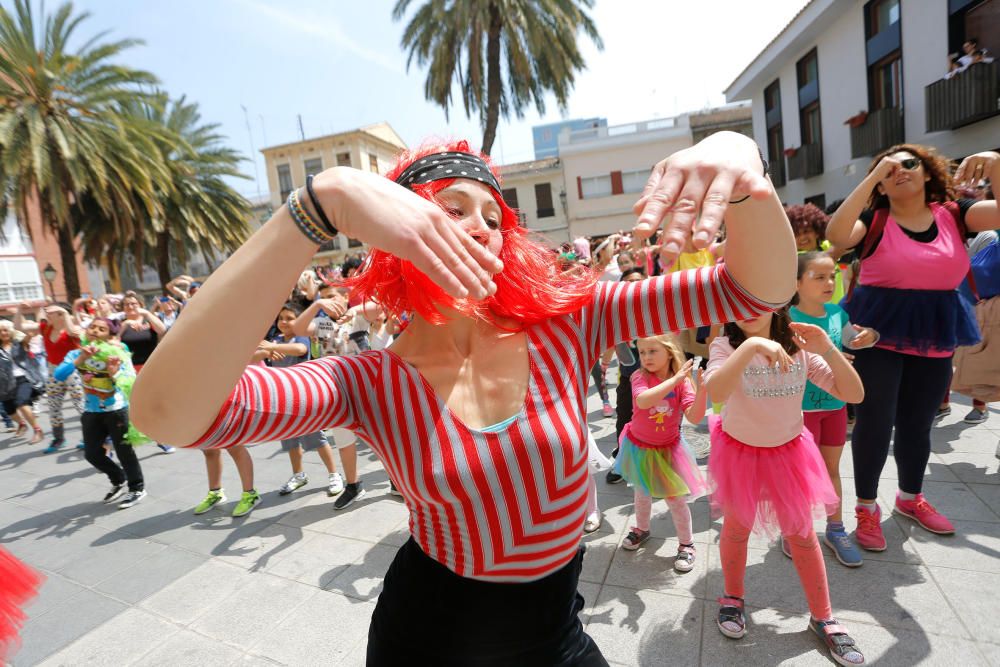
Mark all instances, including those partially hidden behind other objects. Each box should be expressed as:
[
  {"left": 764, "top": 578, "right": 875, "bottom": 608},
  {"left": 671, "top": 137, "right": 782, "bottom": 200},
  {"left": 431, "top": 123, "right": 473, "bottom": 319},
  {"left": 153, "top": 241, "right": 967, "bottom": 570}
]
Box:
[
  {"left": 393, "top": 0, "right": 602, "bottom": 155},
  {"left": 0, "top": 0, "right": 162, "bottom": 300}
]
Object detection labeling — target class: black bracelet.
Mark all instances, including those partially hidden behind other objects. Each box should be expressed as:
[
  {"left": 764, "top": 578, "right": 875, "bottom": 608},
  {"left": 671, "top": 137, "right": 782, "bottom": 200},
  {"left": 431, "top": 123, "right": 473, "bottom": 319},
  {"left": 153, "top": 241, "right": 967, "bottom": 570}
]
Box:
[
  {"left": 729, "top": 146, "right": 769, "bottom": 204},
  {"left": 306, "top": 175, "right": 338, "bottom": 237}
]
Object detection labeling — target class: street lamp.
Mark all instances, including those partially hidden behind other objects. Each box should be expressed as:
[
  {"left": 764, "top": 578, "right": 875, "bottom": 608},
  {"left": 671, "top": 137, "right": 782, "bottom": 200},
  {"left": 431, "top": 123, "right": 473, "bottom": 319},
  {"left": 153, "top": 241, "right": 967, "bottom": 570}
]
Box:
[{"left": 42, "top": 263, "right": 57, "bottom": 300}]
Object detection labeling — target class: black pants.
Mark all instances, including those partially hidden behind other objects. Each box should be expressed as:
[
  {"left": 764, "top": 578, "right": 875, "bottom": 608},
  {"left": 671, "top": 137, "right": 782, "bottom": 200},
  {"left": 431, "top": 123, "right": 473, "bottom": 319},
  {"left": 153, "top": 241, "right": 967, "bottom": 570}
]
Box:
[
  {"left": 851, "top": 347, "right": 952, "bottom": 499},
  {"left": 589, "top": 362, "right": 609, "bottom": 404},
  {"left": 367, "top": 538, "right": 608, "bottom": 667},
  {"left": 2, "top": 376, "right": 41, "bottom": 414},
  {"left": 82, "top": 409, "right": 144, "bottom": 492},
  {"left": 615, "top": 363, "right": 640, "bottom": 443}
]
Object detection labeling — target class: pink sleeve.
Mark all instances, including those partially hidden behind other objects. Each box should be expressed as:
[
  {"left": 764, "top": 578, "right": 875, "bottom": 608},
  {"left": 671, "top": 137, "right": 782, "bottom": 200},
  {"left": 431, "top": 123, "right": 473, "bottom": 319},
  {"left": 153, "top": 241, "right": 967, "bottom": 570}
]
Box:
[
  {"left": 703, "top": 336, "right": 735, "bottom": 384},
  {"left": 677, "top": 379, "right": 697, "bottom": 412},
  {"left": 580, "top": 263, "right": 781, "bottom": 366},
  {"left": 805, "top": 352, "right": 836, "bottom": 393},
  {"left": 190, "top": 355, "right": 371, "bottom": 450},
  {"left": 630, "top": 371, "right": 652, "bottom": 400}
]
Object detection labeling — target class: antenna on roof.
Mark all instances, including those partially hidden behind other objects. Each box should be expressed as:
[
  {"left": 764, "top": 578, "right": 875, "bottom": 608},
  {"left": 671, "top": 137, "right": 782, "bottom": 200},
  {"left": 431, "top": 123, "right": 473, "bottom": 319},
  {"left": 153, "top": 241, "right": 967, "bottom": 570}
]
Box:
[
  {"left": 240, "top": 104, "right": 263, "bottom": 201},
  {"left": 298, "top": 115, "right": 306, "bottom": 141}
]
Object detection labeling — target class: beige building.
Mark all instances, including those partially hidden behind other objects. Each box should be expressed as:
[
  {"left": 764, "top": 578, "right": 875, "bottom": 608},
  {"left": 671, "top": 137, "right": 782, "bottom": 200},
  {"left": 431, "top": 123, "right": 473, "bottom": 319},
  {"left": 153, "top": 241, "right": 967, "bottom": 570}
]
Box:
[
  {"left": 498, "top": 157, "right": 570, "bottom": 245},
  {"left": 556, "top": 103, "right": 753, "bottom": 239},
  {"left": 260, "top": 122, "right": 407, "bottom": 264}
]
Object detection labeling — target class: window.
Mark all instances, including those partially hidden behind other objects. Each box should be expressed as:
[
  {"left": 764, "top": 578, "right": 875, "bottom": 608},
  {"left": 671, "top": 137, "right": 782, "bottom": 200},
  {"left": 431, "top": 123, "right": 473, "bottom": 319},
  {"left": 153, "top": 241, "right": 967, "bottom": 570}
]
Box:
[
  {"left": 277, "top": 164, "right": 293, "bottom": 200},
  {"left": 502, "top": 188, "right": 519, "bottom": 210},
  {"left": 0, "top": 259, "right": 44, "bottom": 303},
  {"left": 368, "top": 154, "right": 379, "bottom": 174},
  {"left": 797, "top": 51, "right": 818, "bottom": 88},
  {"left": 801, "top": 103, "right": 822, "bottom": 145},
  {"left": 804, "top": 193, "right": 827, "bottom": 211},
  {"left": 764, "top": 81, "right": 781, "bottom": 115},
  {"left": 869, "top": 0, "right": 899, "bottom": 36},
  {"left": 580, "top": 175, "right": 612, "bottom": 199},
  {"left": 622, "top": 169, "right": 648, "bottom": 194},
  {"left": 869, "top": 53, "right": 902, "bottom": 110},
  {"left": 303, "top": 157, "right": 323, "bottom": 177},
  {"left": 336, "top": 152, "right": 351, "bottom": 167},
  {"left": 535, "top": 183, "right": 555, "bottom": 218}
]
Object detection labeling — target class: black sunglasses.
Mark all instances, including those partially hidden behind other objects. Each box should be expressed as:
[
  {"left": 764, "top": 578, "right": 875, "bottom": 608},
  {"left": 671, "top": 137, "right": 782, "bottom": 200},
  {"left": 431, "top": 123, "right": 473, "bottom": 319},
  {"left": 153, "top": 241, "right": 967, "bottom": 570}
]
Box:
[{"left": 899, "top": 158, "right": 921, "bottom": 171}]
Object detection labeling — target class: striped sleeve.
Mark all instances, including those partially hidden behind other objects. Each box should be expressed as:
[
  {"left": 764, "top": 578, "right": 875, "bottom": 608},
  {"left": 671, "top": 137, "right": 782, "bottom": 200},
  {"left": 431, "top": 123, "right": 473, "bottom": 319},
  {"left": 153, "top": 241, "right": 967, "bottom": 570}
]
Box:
[
  {"left": 582, "top": 263, "right": 782, "bottom": 361},
  {"left": 189, "top": 356, "right": 370, "bottom": 450}
]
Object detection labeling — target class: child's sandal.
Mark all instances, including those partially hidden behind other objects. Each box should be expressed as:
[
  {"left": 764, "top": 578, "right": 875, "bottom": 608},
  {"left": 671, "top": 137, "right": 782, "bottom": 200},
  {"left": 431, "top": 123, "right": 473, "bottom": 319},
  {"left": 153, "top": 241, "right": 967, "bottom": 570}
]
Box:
[
  {"left": 810, "top": 618, "right": 865, "bottom": 666},
  {"left": 716, "top": 596, "right": 746, "bottom": 639}
]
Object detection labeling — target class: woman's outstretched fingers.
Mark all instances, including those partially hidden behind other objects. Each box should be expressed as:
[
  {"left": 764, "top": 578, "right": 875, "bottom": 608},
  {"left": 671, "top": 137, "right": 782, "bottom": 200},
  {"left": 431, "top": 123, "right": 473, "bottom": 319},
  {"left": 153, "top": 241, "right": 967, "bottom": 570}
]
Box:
[
  {"left": 435, "top": 220, "right": 495, "bottom": 298},
  {"left": 634, "top": 168, "right": 684, "bottom": 236},
  {"left": 694, "top": 172, "right": 737, "bottom": 246},
  {"left": 417, "top": 229, "right": 477, "bottom": 298}
]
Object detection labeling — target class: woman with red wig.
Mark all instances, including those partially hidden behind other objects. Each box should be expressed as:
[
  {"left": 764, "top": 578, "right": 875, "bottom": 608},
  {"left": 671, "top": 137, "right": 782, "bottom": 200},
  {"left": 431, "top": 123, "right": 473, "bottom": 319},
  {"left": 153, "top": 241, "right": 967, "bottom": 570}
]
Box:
[{"left": 131, "top": 131, "right": 796, "bottom": 665}]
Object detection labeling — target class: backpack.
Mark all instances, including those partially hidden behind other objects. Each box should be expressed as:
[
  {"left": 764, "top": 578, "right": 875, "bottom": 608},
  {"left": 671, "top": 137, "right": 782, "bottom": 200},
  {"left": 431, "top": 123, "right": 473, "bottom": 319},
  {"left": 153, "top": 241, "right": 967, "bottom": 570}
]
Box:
[{"left": 845, "top": 201, "right": 979, "bottom": 302}]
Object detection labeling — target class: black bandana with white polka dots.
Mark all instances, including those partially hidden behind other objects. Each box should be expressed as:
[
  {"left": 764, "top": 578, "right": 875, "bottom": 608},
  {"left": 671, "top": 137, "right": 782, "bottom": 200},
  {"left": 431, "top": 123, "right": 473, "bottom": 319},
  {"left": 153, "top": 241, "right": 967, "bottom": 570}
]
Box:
[{"left": 394, "top": 152, "right": 502, "bottom": 195}]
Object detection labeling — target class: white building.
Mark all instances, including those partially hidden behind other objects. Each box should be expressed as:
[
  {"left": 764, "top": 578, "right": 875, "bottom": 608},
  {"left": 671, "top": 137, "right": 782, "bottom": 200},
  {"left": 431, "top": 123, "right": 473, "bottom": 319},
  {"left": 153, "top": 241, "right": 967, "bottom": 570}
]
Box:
[
  {"left": 0, "top": 213, "right": 46, "bottom": 306},
  {"left": 498, "top": 157, "right": 570, "bottom": 244},
  {"left": 725, "top": 0, "right": 1000, "bottom": 209}
]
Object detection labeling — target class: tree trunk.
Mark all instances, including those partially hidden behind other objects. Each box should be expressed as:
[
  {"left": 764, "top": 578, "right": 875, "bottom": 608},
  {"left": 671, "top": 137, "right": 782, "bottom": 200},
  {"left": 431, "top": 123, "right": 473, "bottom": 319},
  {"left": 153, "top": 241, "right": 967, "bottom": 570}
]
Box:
[
  {"left": 155, "top": 231, "right": 172, "bottom": 294},
  {"left": 480, "top": 3, "right": 503, "bottom": 156},
  {"left": 55, "top": 225, "right": 81, "bottom": 302}
]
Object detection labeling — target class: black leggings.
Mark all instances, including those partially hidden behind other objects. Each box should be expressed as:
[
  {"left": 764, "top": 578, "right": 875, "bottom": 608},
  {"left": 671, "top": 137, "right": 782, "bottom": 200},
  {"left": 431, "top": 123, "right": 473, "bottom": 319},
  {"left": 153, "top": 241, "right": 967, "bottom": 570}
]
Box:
[
  {"left": 851, "top": 347, "right": 952, "bottom": 499},
  {"left": 589, "top": 362, "right": 609, "bottom": 404},
  {"left": 615, "top": 363, "right": 640, "bottom": 442},
  {"left": 82, "top": 408, "right": 144, "bottom": 492},
  {"left": 367, "top": 538, "right": 608, "bottom": 666}
]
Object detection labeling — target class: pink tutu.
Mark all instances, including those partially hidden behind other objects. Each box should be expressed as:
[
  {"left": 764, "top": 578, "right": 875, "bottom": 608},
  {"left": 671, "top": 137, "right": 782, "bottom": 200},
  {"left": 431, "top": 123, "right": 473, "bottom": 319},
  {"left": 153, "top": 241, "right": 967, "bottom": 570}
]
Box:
[
  {"left": 614, "top": 427, "right": 708, "bottom": 500},
  {"left": 707, "top": 416, "right": 837, "bottom": 538},
  {"left": 0, "top": 547, "right": 42, "bottom": 660}
]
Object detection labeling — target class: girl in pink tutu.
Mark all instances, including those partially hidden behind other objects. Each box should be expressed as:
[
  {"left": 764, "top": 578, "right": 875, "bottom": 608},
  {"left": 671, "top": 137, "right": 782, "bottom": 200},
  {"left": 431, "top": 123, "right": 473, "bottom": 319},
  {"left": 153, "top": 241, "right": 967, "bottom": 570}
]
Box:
[
  {"left": 704, "top": 309, "right": 866, "bottom": 666},
  {"left": 615, "top": 334, "right": 707, "bottom": 573}
]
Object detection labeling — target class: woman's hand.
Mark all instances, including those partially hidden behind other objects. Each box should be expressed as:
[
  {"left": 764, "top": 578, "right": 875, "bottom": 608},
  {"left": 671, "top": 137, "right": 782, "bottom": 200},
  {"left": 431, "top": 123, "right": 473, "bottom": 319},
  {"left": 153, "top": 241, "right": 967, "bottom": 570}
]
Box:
[
  {"left": 955, "top": 151, "right": 1000, "bottom": 187},
  {"left": 749, "top": 336, "right": 795, "bottom": 372},
  {"left": 631, "top": 131, "right": 772, "bottom": 263},
  {"left": 846, "top": 325, "right": 878, "bottom": 350},
  {"left": 868, "top": 154, "right": 905, "bottom": 185},
  {"left": 315, "top": 298, "right": 347, "bottom": 320},
  {"left": 790, "top": 322, "right": 835, "bottom": 355},
  {"left": 312, "top": 168, "right": 503, "bottom": 301}
]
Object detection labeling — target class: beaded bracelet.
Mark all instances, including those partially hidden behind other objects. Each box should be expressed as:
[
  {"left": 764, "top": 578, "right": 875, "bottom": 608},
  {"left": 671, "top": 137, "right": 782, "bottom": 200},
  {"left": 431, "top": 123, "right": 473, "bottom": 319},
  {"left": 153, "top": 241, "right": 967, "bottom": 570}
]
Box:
[{"left": 287, "top": 188, "right": 333, "bottom": 245}]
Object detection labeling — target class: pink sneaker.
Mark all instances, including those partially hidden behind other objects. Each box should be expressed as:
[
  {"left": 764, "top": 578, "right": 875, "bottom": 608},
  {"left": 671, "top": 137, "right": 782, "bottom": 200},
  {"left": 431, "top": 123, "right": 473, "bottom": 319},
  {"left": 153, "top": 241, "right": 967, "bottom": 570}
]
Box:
[
  {"left": 854, "top": 505, "right": 886, "bottom": 552},
  {"left": 894, "top": 493, "right": 955, "bottom": 535},
  {"left": 602, "top": 402, "right": 615, "bottom": 418}
]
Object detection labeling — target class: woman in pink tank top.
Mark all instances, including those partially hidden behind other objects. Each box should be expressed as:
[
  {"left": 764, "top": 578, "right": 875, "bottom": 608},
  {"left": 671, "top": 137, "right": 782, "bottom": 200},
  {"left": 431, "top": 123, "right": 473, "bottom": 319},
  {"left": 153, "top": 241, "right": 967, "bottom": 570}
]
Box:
[{"left": 827, "top": 143, "right": 1000, "bottom": 553}]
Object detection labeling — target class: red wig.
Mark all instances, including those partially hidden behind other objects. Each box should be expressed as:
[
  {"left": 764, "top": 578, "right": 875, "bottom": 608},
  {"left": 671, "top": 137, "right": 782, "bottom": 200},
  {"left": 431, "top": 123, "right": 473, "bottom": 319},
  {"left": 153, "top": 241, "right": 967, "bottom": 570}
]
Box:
[{"left": 344, "top": 140, "right": 598, "bottom": 329}]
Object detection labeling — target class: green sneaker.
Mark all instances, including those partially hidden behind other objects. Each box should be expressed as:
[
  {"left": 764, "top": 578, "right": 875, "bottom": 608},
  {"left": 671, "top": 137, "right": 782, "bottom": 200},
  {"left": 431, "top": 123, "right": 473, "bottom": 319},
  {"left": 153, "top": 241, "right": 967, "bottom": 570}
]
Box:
[
  {"left": 232, "top": 489, "right": 261, "bottom": 518},
  {"left": 193, "top": 489, "right": 226, "bottom": 515}
]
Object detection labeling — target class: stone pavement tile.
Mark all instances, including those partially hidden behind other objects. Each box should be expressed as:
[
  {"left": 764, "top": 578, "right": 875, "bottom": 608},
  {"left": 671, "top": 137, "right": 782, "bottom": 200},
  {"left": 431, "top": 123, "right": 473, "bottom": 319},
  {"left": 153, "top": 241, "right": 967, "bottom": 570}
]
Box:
[
  {"left": 92, "top": 545, "right": 208, "bottom": 605},
  {"left": 580, "top": 532, "right": 619, "bottom": 585},
  {"left": 875, "top": 478, "right": 998, "bottom": 524},
  {"left": 55, "top": 531, "right": 166, "bottom": 587},
  {"left": 969, "top": 483, "right": 1000, "bottom": 519},
  {"left": 153, "top": 511, "right": 277, "bottom": 558},
  {"left": 87, "top": 496, "right": 185, "bottom": 534},
  {"left": 934, "top": 451, "right": 1000, "bottom": 485},
  {"left": 932, "top": 425, "right": 1000, "bottom": 456},
  {"left": 929, "top": 566, "right": 1000, "bottom": 645},
  {"left": 901, "top": 519, "right": 1000, "bottom": 574},
  {"left": 324, "top": 541, "right": 397, "bottom": 601},
  {"left": 980, "top": 642, "right": 1000, "bottom": 665},
  {"left": 212, "top": 520, "right": 313, "bottom": 573},
  {"left": 843, "top": 619, "right": 990, "bottom": 667},
  {"left": 189, "top": 573, "right": 318, "bottom": 649},
  {"left": 604, "top": 536, "right": 708, "bottom": 599},
  {"left": 12, "top": 588, "right": 128, "bottom": 666},
  {"left": 592, "top": 492, "right": 634, "bottom": 536},
  {"left": 276, "top": 492, "right": 408, "bottom": 544},
  {"left": 5, "top": 522, "right": 117, "bottom": 574},
  {"left": 35, "top": 607, "right": 178, "bottom": 667},
  {"left": 649, "top": 497, "right": 712, "bottom": 545},
  {"left": 585, "top": 585, "right": 702, "bottom": 666},
  {"left": 263, "top": 532, "right": 372, "bottom": 589},
  {"left": 578, "top": 581, "right": 601, "bottom": 626},
  {"left": 139, "top": 559, "right": 252, "bottom": 625},
  {"left": 21, "top": 571, "right": 88, "bottom": 619},
  {"left": 231, "top": 654, "right": 286, "bottom": 666},
  {"left": 4, "top": 472, "right": 109, "bottom": 516},
  {"left": 132, "top": 629, "right": 244, "bottom": 667},
  {"left": 379, "top": 526, "right": 410, "bottom": 548},
  {"left": 247, "top": 591, "right": 374, "bottom": 665}
]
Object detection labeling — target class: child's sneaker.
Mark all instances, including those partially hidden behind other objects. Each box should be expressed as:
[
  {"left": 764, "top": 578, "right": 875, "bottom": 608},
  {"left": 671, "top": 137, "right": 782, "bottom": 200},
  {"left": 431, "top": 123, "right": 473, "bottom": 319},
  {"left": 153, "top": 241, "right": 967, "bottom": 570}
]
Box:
[
  {"left": 232, "top": 490, "right": 261, "bottom": 517},
  {"left": 673, "top": 544, "right": 696, "bottom": 573},
  {"left": 118, "top": 489, "right": 147, "bottom": 509},
  {"left": 193, "top": 489, "right": 227, "bottom": 515},
  {"left": 854, "top": 504, "right": 886, "bottom": 551},
  {"left": 103, "top": 483, "right": 125, "bottom": 504},
  {"left": 894, "top": 493, "right": 955, "bottom": 535},
  {"left": 327, "top": 472, "right": 345, "bottom": 496},
  {"left": 601, "top": 401, "right": 614, "bottom": 418},
  {"left": 621, "top": 527, "right": 650, "bottom": 551},
  {"left": 333, "top": 481, "right": 366, "bottom": 510},
  {"left": 279, "top": 472, "right": 308, "bottom": 495},
  {"left": 823, "top": 523, "right": 863, "bottom": 567},
  {"left": 157, "top": 444, "right": 176, "bottom": 454},
  {"left": 716, "top": 596, "right": 747, "bottom": 639},
  {"left": 809, "top": 618, "right": 865, "bottom": 665},
  {"left": 583, "top": 511, "right": 602, "bottom": 533}
]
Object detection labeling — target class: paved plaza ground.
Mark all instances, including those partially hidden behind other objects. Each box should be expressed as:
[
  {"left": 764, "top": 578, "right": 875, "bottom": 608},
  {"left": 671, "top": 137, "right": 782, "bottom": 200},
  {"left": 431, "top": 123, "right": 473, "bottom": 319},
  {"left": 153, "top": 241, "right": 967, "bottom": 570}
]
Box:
[{"left": 2, "top": 386, "right": 999, "bottom": 666}]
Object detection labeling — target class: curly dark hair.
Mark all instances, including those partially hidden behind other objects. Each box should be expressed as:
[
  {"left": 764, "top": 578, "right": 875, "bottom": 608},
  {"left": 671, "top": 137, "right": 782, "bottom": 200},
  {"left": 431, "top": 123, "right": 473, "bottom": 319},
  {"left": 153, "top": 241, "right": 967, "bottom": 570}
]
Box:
[
  {"left": 723, "top": 306, "right": 797, "bottom": 355},
  {"left": 866, "top": 143, "right": 956, "bottom": 210},
  {"left": 785, "top": 203, "right": 828, "bottom": 241}
]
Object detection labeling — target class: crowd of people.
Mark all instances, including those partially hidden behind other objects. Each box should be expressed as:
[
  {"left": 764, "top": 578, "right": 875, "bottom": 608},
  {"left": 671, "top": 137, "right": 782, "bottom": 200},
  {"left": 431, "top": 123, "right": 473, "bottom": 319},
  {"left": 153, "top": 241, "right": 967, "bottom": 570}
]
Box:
[{"left": 1, "top": 132, "right": 999, "bottom": 666}]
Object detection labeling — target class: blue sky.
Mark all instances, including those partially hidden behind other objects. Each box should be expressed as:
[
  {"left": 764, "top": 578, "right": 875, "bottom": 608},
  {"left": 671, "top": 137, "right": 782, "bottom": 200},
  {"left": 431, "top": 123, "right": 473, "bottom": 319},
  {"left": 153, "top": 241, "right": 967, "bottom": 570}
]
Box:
[{"left": 65, "top": 0, "right": 808, "bottom": 198}]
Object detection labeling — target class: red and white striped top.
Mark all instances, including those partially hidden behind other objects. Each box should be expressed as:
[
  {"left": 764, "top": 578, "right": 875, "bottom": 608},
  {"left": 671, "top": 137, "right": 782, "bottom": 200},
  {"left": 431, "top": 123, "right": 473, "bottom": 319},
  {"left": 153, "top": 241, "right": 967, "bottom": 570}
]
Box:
[{"left": 193, "top": 265, "right": 775, "bottom": 582}]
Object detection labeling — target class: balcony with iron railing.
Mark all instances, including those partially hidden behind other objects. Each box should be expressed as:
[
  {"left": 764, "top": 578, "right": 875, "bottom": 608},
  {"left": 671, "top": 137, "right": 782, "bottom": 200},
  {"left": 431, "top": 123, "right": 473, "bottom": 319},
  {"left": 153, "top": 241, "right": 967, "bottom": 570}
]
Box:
[
  {"left": 786, "top": 143, "right": 823, "bottom": 180},
  {"left": 850, "top": 107, "right": 904, "bottom": 158},
  {"left": 925, "top": 61, "right": 1000, "bottom": 132}
]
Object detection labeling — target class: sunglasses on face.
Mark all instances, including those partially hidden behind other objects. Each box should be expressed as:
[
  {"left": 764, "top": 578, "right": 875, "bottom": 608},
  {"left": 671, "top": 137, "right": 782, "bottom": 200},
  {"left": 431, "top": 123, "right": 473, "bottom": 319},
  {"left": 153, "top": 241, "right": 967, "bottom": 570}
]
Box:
[{"left": 899, "top": 158, "right": 921, "bottom": 171}]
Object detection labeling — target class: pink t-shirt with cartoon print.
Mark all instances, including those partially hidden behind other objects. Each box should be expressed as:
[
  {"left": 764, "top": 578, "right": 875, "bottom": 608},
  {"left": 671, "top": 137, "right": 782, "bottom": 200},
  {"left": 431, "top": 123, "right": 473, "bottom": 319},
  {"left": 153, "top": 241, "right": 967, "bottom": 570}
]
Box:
[{"left": 624, "top": 370, "right": 696, "bottom": 448}]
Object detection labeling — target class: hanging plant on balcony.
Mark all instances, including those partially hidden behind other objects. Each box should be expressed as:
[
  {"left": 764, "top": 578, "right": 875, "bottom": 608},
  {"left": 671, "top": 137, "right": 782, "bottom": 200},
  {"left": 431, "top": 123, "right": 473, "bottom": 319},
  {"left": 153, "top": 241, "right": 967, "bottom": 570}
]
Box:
[
  {"left": 784, "top": 147, "right": 798, "bottom": 157},
  {"left": 845, "top": 111, "right": 869, "bottom": 128}
]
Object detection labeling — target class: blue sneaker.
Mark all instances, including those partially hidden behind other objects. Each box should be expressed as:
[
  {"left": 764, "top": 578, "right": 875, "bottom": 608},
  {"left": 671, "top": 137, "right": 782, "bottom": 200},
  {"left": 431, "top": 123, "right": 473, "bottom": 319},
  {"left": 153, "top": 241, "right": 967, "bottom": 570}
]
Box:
[
  {"left": 43, "top": 443, "right": 65, "bottom": 454},
  {"left": 823, "top": 523, "right": 863, "bottom": 568},
  {"left": 76, "top": 442, "right": 86, "bottom": 450}
]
